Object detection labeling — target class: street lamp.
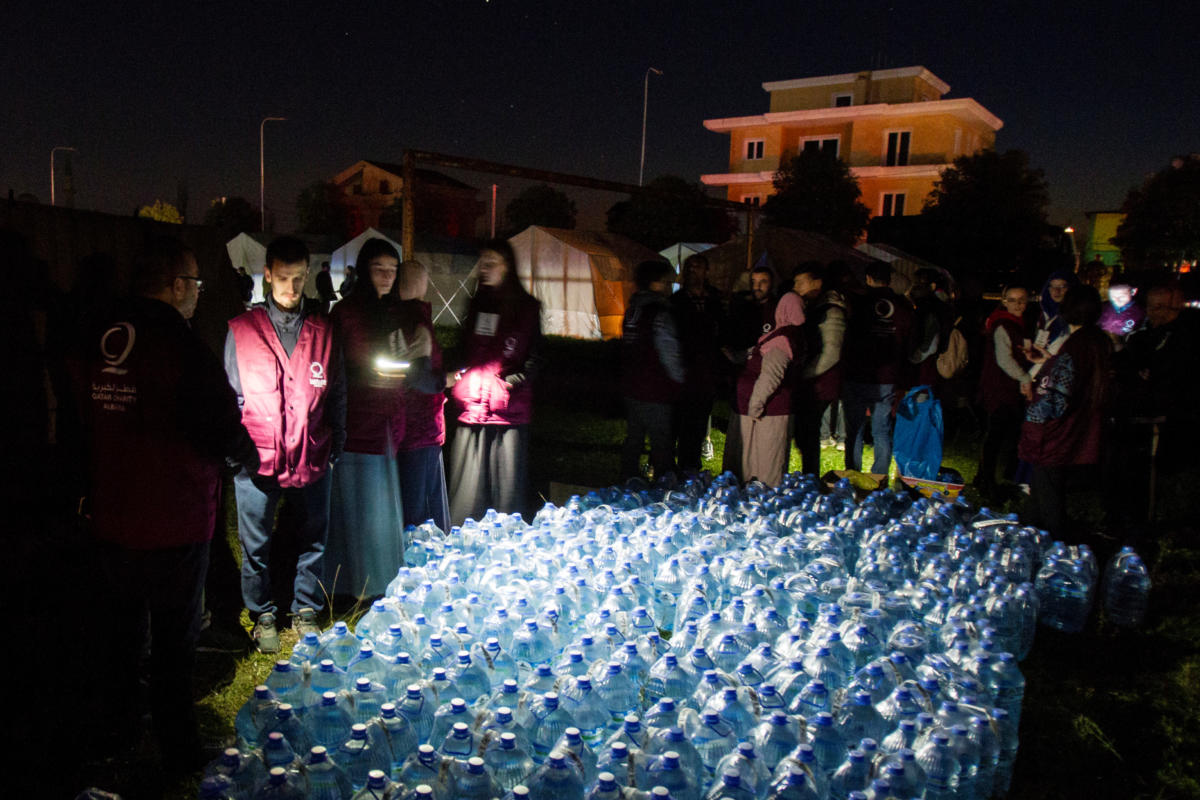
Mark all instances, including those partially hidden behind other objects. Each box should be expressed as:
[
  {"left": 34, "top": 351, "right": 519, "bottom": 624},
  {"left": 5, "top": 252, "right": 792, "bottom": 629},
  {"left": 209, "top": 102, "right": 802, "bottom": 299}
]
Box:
[
  {"left": 260, "top": 116, "right": 287, "bottom": 231},
  {"left": 50, "top": 146, "right": 77, "bottom": 206},
  {"left": 639, "top": 67, "right": 663, "bottom": 186}
]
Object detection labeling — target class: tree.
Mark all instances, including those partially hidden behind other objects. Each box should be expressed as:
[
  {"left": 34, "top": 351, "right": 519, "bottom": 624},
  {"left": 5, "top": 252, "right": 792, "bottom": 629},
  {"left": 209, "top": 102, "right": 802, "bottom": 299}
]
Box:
[
  {"left": 203, "top": 196, "right": 260, "bottom": 234},
  {"left": 920, "top": 149, "right": 1050, "bottom": 274},
  {"left": 296, "top": 181, "right": 351, "bottom": 239},
  {"left": 1113, "top": 155, "right": 1200, "bottom": 271},
  {"left": 137, "top": 200, "right": 183, "bottom": 224},
  {"left": 504, "top": 184, "right": 577, "bottom": 234},
  {"left": 606, "top": 175, "right": 736, "bottom": 251},
  {"left": 761, "top": 149, "right": 870, "bottom": 245}
]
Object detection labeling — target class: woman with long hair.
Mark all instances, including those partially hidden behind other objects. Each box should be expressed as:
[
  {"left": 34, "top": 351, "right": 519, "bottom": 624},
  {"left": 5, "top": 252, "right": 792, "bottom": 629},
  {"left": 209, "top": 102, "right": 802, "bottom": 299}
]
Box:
[
  {"left": 323, "top": 238, "right": 406, "bottom": 599},
  {"left": 447, "top": 240, "right": 542, "bottom": 523}
]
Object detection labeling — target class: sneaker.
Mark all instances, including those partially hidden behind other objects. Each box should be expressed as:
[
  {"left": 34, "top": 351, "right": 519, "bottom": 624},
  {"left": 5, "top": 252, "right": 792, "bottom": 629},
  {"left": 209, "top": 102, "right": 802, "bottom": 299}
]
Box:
[
  {"left": 252, "top": 613, "right": 280, "bottom": 654},
  {"left": 700, "top": 439, "right": 715, "bottom": 461},
  {"left": 835, "top": 440, "right": 846, "bottom": 451},
  {"left": 293, "top": 607, "right": 321, "bottom": 637}
]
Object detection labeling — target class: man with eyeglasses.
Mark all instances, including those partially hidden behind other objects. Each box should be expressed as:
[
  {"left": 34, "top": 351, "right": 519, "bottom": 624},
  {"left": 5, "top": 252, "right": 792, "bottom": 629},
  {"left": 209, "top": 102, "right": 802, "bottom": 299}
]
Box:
[
  {"left": 77, "top": 236, "right": 258, "bottom": 774},
  {"left": 974, "top": 285, "right": 1033, "bottom": 502},
  {"left": 224, "top": 236, "right": 346, "bottom": 652}
]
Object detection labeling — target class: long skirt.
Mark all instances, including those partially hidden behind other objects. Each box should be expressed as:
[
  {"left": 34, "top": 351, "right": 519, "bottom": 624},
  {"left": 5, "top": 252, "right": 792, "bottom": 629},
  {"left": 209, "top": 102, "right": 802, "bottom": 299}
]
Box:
[
  {"left": 323, "top": 452, "right": 405, "bottom": 599},
  {"left": 448, "top": 424, "right": 529, "bottom": 525},
  {"left": 397, "top": 445, "right": 451, "bottom": 534},
  {"left": 723, "top": 412, "right": 792, "bottom": 487}
]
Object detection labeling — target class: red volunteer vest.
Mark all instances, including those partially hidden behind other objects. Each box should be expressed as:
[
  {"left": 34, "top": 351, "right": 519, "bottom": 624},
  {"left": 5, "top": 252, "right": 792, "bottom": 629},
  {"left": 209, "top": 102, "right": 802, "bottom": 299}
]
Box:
[{"left": 229, "top": 307, "right": 335, "bottom": 487}]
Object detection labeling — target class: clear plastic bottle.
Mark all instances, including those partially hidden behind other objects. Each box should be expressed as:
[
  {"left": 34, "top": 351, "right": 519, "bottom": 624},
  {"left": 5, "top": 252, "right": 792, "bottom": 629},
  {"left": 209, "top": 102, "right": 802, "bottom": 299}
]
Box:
[
  {"left": 1103, "top": 551, "right": 1151, "bottom": 628},
  {"left": 486, "top": 731, "right": 538, "bottom": 791},
  {"left": 304, "top": 745, "right": 354, "bottom": 800},
  {"left": 525, "top": 750, "right": 587, "bottom": 800}
]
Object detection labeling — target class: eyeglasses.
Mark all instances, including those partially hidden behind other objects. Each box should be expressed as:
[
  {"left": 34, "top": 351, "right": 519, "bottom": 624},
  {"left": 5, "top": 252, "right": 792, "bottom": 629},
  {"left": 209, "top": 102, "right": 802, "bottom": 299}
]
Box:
[{"left": 177, "top": 275, "right": 204, "bottom": 291}]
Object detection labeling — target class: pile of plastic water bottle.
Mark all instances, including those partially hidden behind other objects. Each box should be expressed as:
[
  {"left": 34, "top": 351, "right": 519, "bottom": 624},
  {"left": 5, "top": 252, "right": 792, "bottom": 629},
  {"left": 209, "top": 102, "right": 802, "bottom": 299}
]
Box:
[{"left": 205, "top": 471, "right": 1140, "bottom": 800}]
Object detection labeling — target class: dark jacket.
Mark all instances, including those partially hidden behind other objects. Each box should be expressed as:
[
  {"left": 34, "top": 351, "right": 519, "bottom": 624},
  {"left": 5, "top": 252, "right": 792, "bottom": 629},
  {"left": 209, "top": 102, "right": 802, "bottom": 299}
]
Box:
[
  {"left": 331, "top": 293, "right": 407, "bottom": 455},
  {"left": 670, "top": 284, "right": 723, "bottom": 393},
  {"left": 80, "top": 296, "right": 257, "bottom": 549},
  {"left": 843, "top": 285, "right": 914, "bottom": 385},
  {"left": 621, "top": 290, "right": 685, "bottom": 404}
]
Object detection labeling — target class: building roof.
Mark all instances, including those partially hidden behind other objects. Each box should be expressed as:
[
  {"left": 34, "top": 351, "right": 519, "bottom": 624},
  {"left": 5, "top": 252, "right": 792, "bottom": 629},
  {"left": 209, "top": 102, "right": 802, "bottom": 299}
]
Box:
[
  {"left": 703, "top": 97, "right": 1002, "bottom": 133},
  {"left": 762, "top": 66, "right": 951, "bottom": 95},
  {"left": 361, "top": 160, "right": 477, "bottom": 191}
]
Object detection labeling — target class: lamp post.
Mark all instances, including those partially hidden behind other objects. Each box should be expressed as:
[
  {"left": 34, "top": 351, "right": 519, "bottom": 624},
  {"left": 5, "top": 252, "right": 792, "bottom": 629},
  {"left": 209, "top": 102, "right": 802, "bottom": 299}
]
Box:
[
  {"left": 260, "top": 116, "right": 287, "bottom": 231},
  {"left": 639, "top": 67, "right": 663, "bottom": 186},
  {"left": 50, "top": 146, "right": 76, "bottom": 206}
]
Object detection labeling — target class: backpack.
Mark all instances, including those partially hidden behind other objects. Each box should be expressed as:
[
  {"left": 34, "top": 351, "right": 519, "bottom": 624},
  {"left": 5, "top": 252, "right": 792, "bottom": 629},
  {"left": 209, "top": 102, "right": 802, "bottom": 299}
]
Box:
[{"left": 936, "top": 318, "right": 969, "bottom": 379}]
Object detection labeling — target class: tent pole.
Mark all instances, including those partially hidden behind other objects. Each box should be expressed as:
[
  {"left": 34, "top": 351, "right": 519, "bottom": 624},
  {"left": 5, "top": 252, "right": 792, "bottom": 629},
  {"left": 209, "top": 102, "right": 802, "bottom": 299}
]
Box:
[{"left": 402, "top": 150, "right": 415, "bottom": 260}]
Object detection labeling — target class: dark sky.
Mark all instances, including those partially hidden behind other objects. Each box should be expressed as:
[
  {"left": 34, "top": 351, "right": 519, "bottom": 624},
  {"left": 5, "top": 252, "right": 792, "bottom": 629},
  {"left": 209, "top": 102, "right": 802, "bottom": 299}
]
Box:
[{"left": 3, "top": 0, "right": 1196, "bottom": 233}]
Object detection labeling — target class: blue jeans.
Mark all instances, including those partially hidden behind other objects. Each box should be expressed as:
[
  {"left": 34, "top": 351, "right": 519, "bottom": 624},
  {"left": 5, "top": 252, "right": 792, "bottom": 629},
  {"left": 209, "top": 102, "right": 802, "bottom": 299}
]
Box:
[
  {"left": 842, "top": 382, "right": 896, "bottom": 475},
  {"left": 234, "top": 468, "right": 331, "bottom": 617}
]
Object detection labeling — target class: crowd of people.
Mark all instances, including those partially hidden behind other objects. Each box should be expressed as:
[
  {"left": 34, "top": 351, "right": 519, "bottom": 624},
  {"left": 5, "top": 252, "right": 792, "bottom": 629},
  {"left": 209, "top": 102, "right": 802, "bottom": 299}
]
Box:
[
  {"left": 620, "top": 252, "right": 1199, "bottom": 545},
  {"left": 9, "top": 225, "right": 1196, "bottom": 781}
]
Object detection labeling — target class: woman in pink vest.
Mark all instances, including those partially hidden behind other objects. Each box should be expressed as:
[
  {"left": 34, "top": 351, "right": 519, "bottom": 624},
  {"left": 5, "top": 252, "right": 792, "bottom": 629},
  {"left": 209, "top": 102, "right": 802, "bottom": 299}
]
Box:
[
  {"left": 722, "top": 291, "right": 806, "bottom": 487},
  {"left": 324, "top": 238, "right": 407, "bottom": 600},
  {"left": 448, "top": 240, "right": 543, "bottom": 524}
]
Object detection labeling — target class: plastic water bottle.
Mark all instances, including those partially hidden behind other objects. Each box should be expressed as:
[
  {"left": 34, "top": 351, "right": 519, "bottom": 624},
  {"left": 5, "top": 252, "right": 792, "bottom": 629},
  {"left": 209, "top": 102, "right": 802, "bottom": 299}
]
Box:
[
  {"left": 235, "top": 686, "right": 279, "bottom": 748},
  {"left": 988, "top": 653, "right": 1026, "bottom": 727},
  {"left": 704, "top": 687, "right": 758, "bottom": 742},
  {"left": 376, "top": 703, "right": 418, "bottom": 778},
  {"left": 751, "top": 713, "right": 801, "bottom": 773},
  {"left": 252, "top": 766, "right": 305, "bottom": 799},
  {"left": 486, "top": 731, "right": 538, "bottom": 791},
  {"left": 765, "top": 766, "right": 820, "bottom": 800},
  {"left": 198, "top": 775, "right": 236, "bottom": 800},
  {"left": 351, "top": 770, "right": 397, "bottom": 800},
  {"left": 1103, "top": 550, "right": 1151, "bottom": 628},
  {"left": 991, "top": 708, "right": 1018, "bottom": 797},
  {"left": 552, "top": 727, "right": 598, "bottom": 787},
  {"left": 431, "top": 698, "right": 477, "bottom": 747},
  {"left": 587, "top": 772, "right": 624, "bottom": 800},
  {"left": 260, "top": 704, "right": 313, "bottom": 756},
  {"left": 304, "top": 745, "right": 354, "bottom": 800},
  {"left": 529, "top": 693, "right": 579, "bottom": 761},
  {"left": 836, "top": 691, "right": 888, "bottom": 746},
  {"left": 559, "top": 677, "right": 611, "bottom": 745},
  {"left": 915, "top": 732, "right": 959, "bottom": 800},
  {"left": 714, "top": 742, "right": 772, "bottom": 799},
  {"left": 645, "top": 751, "right": 701, "bottom": 800},
  {"left": 452, "top": 756, "right": 503, "bottom": 800},
  {"left": 351, "top": 677, "right": 389, "bottom": 725},
  {"left": 398, "top": 684, "right": 436, "bottom": 744},
  {"left": 262, "top": 731, "right": 302, "bottom": 773},
  {"left": 450, "top": 651, "right": 492, "bottom": 703},
  {"left": 525, "top": 750, "right": 586, "bottom": 800},
  {"left": 203, "top": 747, "right": 267, "bottom": 800},
  {"left": 685, "top": 711, "right": 736, "bottom": 773},
  {"left": 312, "top": 660, "right": 349, "bottom": 697},
  {"left": 307, "top": 691, "right": 355, "bottom": 751},
  {"left": 805, "top": 713, "right": 845, "bottom": 776},
  {"left": 595, "top": 663, "right": 639, "bottom": 726},
  {"left": 397, "top": 746, "right": 446, "bottom": 799},
  {"left": 339, "top": 723, "right": 393, "bottom": 791},
  {"left": 441, "top": 721, "right": 480, "bottom": 759},
  {"left": 704, "top": 768, "right": 757, "bottom": 800},
  {"left": 829, "top": 749, "right": 871, "bottom": 798},
  {"left": 321, "top": 622, "right": 363, "bottom": 669}
]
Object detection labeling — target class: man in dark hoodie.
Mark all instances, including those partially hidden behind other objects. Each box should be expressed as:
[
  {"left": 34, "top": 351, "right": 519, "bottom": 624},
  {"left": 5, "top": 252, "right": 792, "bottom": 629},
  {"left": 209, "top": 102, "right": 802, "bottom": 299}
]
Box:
[{"left": 620, "top": 260, "right": 685, "bottom": 481}]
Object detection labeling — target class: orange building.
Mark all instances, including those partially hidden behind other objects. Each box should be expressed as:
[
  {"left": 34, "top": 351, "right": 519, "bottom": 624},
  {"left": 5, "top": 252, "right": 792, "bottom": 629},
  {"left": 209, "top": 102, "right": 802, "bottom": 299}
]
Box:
[{"left": 700, "top": 66, "right": 1002, "bottom": 218}]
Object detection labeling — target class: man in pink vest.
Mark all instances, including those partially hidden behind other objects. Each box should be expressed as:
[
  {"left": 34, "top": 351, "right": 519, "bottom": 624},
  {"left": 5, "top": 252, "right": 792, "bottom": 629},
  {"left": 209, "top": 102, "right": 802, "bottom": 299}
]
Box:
[{"left": 224, "top": 236, "right": 346, "bottom": 652}]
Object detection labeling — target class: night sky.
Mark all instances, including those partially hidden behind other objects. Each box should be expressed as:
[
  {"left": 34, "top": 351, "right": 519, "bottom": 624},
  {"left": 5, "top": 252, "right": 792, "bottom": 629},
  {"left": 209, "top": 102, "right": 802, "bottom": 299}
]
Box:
[{"left": 4, "top": 0, "right": 1196, "bottom": 234}]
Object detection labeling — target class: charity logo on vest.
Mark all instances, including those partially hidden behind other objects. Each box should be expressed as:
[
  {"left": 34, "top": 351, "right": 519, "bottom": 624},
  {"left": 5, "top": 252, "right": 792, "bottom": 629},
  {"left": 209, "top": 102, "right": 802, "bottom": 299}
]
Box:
[
  {"left": 100, "top": 322, "right": 135, "bottom": 375},
  {"left": 309, "top": 362, "right": 327, "bottom": 388},
  {"left": 762, "top": 322, "right": 773, "bottom": 333}
]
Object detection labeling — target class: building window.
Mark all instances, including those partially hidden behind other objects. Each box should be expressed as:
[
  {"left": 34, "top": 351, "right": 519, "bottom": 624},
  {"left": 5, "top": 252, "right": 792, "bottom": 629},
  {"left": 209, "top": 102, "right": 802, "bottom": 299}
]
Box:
[
  {"left": 833, "top": 93, "right": 853, "bottom": 107},
  {"left": 800, "top": 136, "right": 840, "bottom": 157},
  {"left": 741, "top": 194, "right": 763, "bottom": 207},
  {"left": 885, "top": 131, "right": 911, "bottom": 166},
  {"left": 745, "top": 139, "right": 765, "bottom": 160},
  {"left": 881, "top": 192, "right": 906, "bottom": 217},
  {"left": 379, "top": 179, "right": 391, "bottom": 194}
]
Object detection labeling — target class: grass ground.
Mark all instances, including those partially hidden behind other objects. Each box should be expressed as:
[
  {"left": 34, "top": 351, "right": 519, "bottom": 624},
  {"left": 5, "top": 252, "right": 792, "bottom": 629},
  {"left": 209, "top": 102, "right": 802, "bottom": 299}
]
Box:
[{"left": 78, "top": 335, "right": 1200, "bottom": 799}]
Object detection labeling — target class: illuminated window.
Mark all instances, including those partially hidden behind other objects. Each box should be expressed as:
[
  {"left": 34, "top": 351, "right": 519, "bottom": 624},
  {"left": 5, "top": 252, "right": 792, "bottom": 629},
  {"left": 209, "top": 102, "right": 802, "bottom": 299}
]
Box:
[
  {"left": 833, "top": 93, "right": 853, "bottom": 107},
  {"left": 745, "top": 139, "right": 765, "bottom": 160},
  {"left": 881, "top": 192, "right": 906, "bottom": 217},
  {"left": 885, "top": 131, "right": 911, "bottom": 166},
  {"left": 801, "top": 136, "right": 840, "bottom": 157}
]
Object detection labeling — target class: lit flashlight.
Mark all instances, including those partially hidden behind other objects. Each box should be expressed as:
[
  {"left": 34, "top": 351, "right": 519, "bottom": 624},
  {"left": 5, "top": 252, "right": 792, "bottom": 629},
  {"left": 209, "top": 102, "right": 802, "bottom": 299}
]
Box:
[{"left": 374, "top": 355, "right": 410, "bottom": 377}]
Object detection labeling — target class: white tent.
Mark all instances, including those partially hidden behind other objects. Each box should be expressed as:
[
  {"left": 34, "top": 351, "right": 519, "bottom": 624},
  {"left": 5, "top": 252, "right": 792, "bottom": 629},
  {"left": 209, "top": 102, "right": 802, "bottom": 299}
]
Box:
[
  {"left": 855, "top": 242, "right": 953, "bottom": 296},
  {"left": 328, "top": 227, "right": 404, "bottom": 299},
  {"left": 509, "top": 226, "right": 664, "bottom": 340},
  {"left": 225, "top": 232, "right": 332, "bottom": 304},
  {"left": 659, "top": 242, "right": 716, "bottom": 269}
]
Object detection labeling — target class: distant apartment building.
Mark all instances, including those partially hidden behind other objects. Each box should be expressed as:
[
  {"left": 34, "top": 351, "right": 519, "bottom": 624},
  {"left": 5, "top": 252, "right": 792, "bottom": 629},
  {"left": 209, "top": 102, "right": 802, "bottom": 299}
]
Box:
[
  {"left": 701, "top": 66, "right": 1003, "bottom": 218},
  {"left": 332, "top": 159, "right": 484, "bottom": 238}
]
